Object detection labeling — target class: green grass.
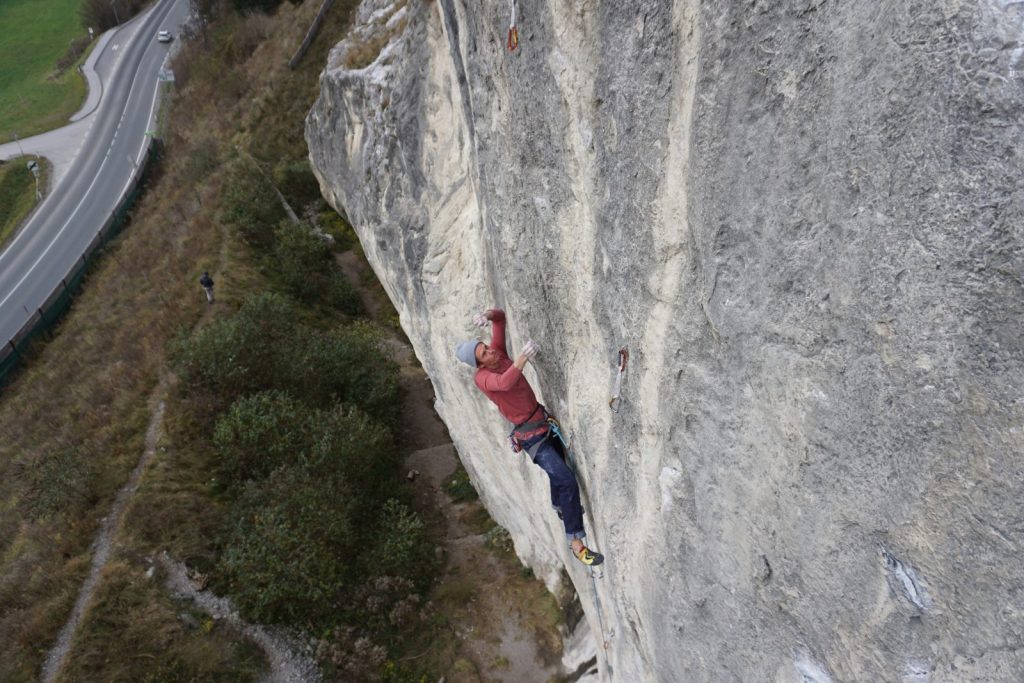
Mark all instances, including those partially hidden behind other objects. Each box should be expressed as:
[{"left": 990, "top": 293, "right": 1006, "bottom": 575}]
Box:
[
  {"left": 443, "top": 463, "right": 480, "bottom": 504},
  {"left": 0, "top": 156, "right": 49, "bottom": 250},
  {"left": 0, "top": 0, "right": 88, "bottom": 138}
]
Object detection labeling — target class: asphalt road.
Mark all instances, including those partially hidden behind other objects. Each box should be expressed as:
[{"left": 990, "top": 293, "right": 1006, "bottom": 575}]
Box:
[{"left": 0, "top": 0, "right": 190, "bottom": 347}]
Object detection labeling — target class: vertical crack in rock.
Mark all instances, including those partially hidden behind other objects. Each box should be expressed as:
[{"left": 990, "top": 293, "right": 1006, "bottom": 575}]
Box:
[{"left": 436, "top": 0, "right": 476, "bottom": 144}]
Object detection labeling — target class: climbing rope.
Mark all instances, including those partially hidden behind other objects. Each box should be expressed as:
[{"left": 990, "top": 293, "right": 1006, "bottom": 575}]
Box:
[{"left": 506, "top": 0, "right": 519, "bottom": 51}]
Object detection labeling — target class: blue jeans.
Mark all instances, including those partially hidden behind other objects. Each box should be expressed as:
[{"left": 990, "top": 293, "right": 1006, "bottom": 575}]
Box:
[{"left": 521, "top": 432, "right": 585, "bottom": 542}]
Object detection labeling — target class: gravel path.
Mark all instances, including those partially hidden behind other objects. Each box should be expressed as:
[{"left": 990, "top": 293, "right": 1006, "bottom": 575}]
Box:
[
  {"left": 158, "top": 553, "right": 322, "bottom": 683},
  {"left": 39, "top": 384, "right": 167, "bottom": 683}
]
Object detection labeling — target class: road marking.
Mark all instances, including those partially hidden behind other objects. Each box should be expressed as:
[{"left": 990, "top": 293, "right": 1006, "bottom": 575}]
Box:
[{"left": 0, "top": 26, "right": 169, "bottom": 312}]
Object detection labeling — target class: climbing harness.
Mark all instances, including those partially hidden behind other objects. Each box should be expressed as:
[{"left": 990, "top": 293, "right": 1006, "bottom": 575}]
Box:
[
  {"left": 608, "top": 347, "right": 629, "bottom": 413},
  {"left": 508, "top": 403, "right": 550, "bottom": 458},
  {"left": 506, "top": 0, "right": 519, "bottom": 51}
]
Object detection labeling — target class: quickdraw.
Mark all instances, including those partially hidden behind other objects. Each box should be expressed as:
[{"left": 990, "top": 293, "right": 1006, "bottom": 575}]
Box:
[
  {"left": 608, "top": 347, "right": 629, "bottom": 413},
  {"left": 506, "top": 0, "right": 519, "bottom": 51}
]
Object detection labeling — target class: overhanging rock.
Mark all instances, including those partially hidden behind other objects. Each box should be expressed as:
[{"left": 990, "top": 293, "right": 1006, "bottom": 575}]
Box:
[{"left": 307, "top": 1, "right": 1024, "bottom": 679}]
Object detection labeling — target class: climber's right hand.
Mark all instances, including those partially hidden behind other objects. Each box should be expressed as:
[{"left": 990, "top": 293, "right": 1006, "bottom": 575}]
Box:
[
  {"left": 522, "top": 340, "right": 539, "bottom": 359},
  {"left": 472, "top": 312, "right": 489, "bottom": 327}
]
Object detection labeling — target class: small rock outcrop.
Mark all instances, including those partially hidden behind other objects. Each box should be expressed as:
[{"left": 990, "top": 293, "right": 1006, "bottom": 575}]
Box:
[{"left": 306, "top": 1, "right": 1024, "bottom": 680}]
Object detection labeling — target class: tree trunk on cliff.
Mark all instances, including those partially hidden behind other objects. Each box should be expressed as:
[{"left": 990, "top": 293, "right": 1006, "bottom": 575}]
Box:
[{"left": 288, "top": 0, "right": 334, "bottom": 70}]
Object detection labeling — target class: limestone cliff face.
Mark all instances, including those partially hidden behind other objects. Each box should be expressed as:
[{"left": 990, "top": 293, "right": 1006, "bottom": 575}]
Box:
[{"left": 306, "top": 1, "right": 1024, "bottom": 680}]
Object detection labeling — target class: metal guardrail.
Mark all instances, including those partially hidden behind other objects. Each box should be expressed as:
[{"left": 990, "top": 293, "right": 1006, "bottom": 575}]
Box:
[{"left": 0, "top": 138, "right": 160, "bottom": 387}]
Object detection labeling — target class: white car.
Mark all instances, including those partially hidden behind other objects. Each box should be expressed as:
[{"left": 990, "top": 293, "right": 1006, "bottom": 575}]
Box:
[{"left": 157, "top": 30, "right": 172, "bottom": 43}]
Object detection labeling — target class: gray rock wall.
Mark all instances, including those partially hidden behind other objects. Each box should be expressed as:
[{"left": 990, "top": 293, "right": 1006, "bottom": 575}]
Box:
[{"left": 306, "top": 1, "right": 1024, "bottom": 680}]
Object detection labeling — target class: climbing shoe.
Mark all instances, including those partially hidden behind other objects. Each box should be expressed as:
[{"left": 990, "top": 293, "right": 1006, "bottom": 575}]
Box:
[{"left": 574, "top": 543, "right": 604, "bottom": 566}]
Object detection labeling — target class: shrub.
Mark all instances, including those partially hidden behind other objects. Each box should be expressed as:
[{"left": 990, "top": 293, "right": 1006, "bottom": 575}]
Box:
[
  {"left": 307, "top": 406, "right": 399, "bottom": 517},
  {"left": 484, "top": 525, "right": 514, "bottom": 554},
  {"left": 368, "top": 500, "right": 432, "bottom": 587},
  {"left": 443, "top": 464, "right": 478, "bottom": 503},
  {"left": 318, "top": 211, "right": 360, "bottom": 252},
  {"left": 354, "top": 575, "right": 422, "bottom": 637},
  {"left": 273, "top": 219, "right": 331, "bottom": 299},
  {"left": 217, "top": 406, "right": 400, "bottom": 627},
  {"left": 220, "top": 160, "right": 285, "bottom": 249},
  {"left": 170, "top": 292, "right": 298, "bottom": 400},
  {"left": 316, "top": 627, "right": 387, "bottom": 682},
  {"left": 213, "top": 391, "right": 314, "bottom": 485},
  {"left": 300, "top": 322, "right": 399, "bottom": 422},
  {"left": 80, "top": 0, "right": 148, "bottom": 32},
  {"left": 55, "top": 36, "right": 91, "bottom": 73},
  {"left": 218, "top": 463, "right": 357, "bottom": 625},
  {"left": 171, "top": 294, "right": 395, "bottom": 412},
  {"left": 273, "top": 159, "right": 323, "bottom": 211},
  {"left": 273, "top": 220, "right": 363, "bottom": 314}
]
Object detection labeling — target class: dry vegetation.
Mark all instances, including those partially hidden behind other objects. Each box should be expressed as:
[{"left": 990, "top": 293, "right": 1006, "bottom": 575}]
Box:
[
  {"left": 0, "top": 106, "right": 223, "bottom": 683},
  {"left": 0, "top": 2, "right": 569, "bottom": 681},
  {"left": 0, "top": 1, "right": 360, "bottom": 680}
]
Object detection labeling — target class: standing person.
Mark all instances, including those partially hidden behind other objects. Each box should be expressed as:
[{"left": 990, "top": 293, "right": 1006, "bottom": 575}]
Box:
[
  {"left": 455, "top": 308, "right": 604, "bottom": 566},
  {"left": 199, "top": 271, "right": 215, "bottom": 304}
]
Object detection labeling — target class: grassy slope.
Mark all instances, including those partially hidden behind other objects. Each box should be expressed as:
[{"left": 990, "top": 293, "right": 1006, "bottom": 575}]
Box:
[
  {"left": 0, "top": 0, "right": 88, "bottom": 138},
  {"left": 0, "top": 157, "right": 48, "bottom": 250},
  {"left": 0, "top": 2, "right": 362, "bottom": 681},
  {"left": 0, "top": 2, "right": 566, "bottom": 681}
]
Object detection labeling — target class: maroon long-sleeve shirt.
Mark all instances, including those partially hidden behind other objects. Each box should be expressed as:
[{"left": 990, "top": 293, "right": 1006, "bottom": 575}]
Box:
[{"left": 474, "top": 309, "right": 541, "bottom": 425}]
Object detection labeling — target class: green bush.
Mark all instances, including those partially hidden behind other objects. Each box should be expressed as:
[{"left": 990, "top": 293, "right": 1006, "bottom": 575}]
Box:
[
  {"left": 272, "top": 219, "right": 328, "bottom": 302},
  {"left": 272, "top": 220, "right": 362, "bottom": 314},
  {"left": 443, "top": 464, "right": 478, "bottom": 504},
  {"left": 80, "top": 0, "right": 148, "bottom": 32},
  {"left": 300, "top": 322, "right": 400, "bottom": 423},
  {"left": 368, "top": 500, "right": 432, "bottom": 587},
  {"left": 484, "top": 525, "right": 514, "bottom": 554},
  {"left": 218, "top": 406, "right": 400, "bottom": 627},
  {"left": 273, "top": 159, "right": 323, "bottom": 211},
  {"left": 213, "top": 391, "right": 314, "bottom": 485},
  {"left": 172, "top": 294, "right": 397, "bottom": 415},
  {"left": 307, "top": 405, "right": 399, "bottom": 515},
  {"left": 220, "top": 160, "right": 285, "bottom": 249},
  {"left": 318, "top": 211, "right": 360, "bottom": 252},
  {"left": 218, "top": 463, "right": 357, "bottom": 625},
  {"left": 170, "top": 292, "right": 296, "bottom": 400}
]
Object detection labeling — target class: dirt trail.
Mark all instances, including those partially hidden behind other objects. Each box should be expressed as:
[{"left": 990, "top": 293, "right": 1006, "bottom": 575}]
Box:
[
  {"left": 39, "top": 382, "right": 168, "bottom": 683},
  {"left": 37, "top": 208, "right": 322, "bottom": 683}
]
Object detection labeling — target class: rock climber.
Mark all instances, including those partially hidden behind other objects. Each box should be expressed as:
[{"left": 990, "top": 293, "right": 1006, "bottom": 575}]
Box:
[{"left": 455, "top": 308, "right": 603, "bottom": 566}]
